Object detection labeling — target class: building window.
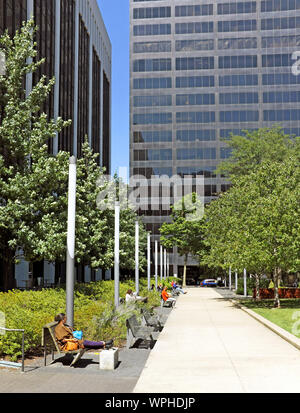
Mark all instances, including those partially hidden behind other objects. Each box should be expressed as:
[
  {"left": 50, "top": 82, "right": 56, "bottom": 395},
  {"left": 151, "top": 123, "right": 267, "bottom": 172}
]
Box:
[
  {"left": 133, "top": 41, "right": 171, "bottom": 53},
  {"left": 176, "top": 57, "right": 214, "bottom": 71},
  {"left": 133, "top": 77, "right": 172, "bottom": 89},
  {"left": 133, "top": 23, "right": 171, "bottom": 36},
  {"left": 217, "top": 2, "right": 256, "bottom": 14},
  {"left": 133, "top": 58, "right": 171, "bottom": 72},
  {"left": 176, "top": 112, "right": 216, "bottom": 124},
  {"left": 175, "top": 21, "right": 214, "bottom": 34},
  {"left": 218, "top": 37, "right": 257, "bottom": 49},
  {"left": 176, "top": 94, "right": 215, "bottom": 106},
  {"left": 175, "top": 4, "right": 213, "bottom": 16},
  {"left": 219, "top": 74, "right": 258, "bottom": 86},
  {"left": 133, "top": 95, "right": 172, "bottom": 107},
  {"left": 176, "top": 76, "right": 215, "bottom": 88},
  {"left": 261, "top": 16, "right": 300, "bottom": 30},
  {"left": 103, "top": 71, "right": 110, "bottom": 173},
  {"left": 262, "top": 53, "right": 293, "bottom": 67},
  {"left": 219, "top": 55, "right": 257, "bottom": 68},
  {"left": 175, "top": 39, "right": 214, "bottom": 52},
  {"left": 0, "top": 0, "right": 27, "bottom": 37},
  {"left": 220, "top": 110, "right": 259, "bottom": 122},
  {"left": 176, "top": 129, "right": 216, "bottom": 142},
  {"left": 176, "top": 148, "right": 217, "bottom": 160},
  {"left": 218, "top": 19, "right": 257, "bottom": 32},
  {"left": 133, "top": 113, "right": 172, "bottom": 125},
  {"left": 133, "top": 7, "right": 171, "bottom": 19},
  {"left": 133, "top": 130, "right": 172, "bottom": 143},
  {"left": 261, "top": 0, "right": 300, "bottom": 12},
  {"left": 262, "top": 72, "right": 300, "bottom": 85},
  {"left": 219, "top": 92, "right": 259, "bottom": 104}
]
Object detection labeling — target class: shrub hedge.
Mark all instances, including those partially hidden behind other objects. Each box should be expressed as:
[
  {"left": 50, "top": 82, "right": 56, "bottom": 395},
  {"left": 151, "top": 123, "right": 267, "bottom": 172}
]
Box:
[{"left": 0, "top": 277, "right": 178, "bottom": 361}]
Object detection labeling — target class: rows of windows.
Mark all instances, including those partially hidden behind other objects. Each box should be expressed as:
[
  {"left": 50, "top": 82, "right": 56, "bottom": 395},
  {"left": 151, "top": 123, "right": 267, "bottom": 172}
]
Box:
[
  {"left": 176, "top": 129, "right": 216, "bottom": 142},
  {"left": 219, "top": 74, "right": 258, "bottom": 86},
  {"left": 175, "top": 22, "right": 213, "bottom": 34},
  {"left": 175, "top": 39, "right": 214, "bottom": 52},
  {"left": 133, "top": 41, "right": 171, "bottom": 53},
  {"left": 133, "top": 77, "right": 172, "bottom": 89},
  {"left": 176, "top": 94, "right": 215, "bottom": 106},
  {"left": 176, "top": 76, "right": 215, "bottom": 88},
  {"left": 261, "top": 0, "right": 300, "bottom": 12},
  {"left": 218, "top": 19, "right": 257, "bottom": 32},
  {"left": 133, "top": 113, "right": 172, "bottom": 125},
  {"left": 134, "top": 18, "right": 300, "bottom": 37},
  {"left": 133, "top": 24, "right": 171, "bottom": 36},
  {"left": 220, "top": 147, "right": 233, "bottom": 159},
  {"left": 133, "top": 36, "right": 300, "bottom": 54},
  {"left": 133, "top": 130, "right": 172, "bottom": 143},
  {"left": 264, "top": 109, "right": 300, "bottom": 121},
  {"left": 218, "top": 37, "right": 257, "bottom": 49},
  {"left": 261, "top": 16, "right": 300, "bottom": 30},
  {"left": 220, "top": 110, "right": 259, "bottom": 122},
  {"left": 220, "top": 92, "right": 259, "bottom": 104},
  {"left": 133, "top": 91, "right": 300, "bottom": 107},
  {"left": 133, "top": 7, "right": 171, "bottom": 19},
  {"left": 133, "top": 58, "right": 171, "bottom": 72},
  {"left": 133, "top": 54, "right": 297, "bottom": 71},
  {"left": 219, "top": 55, "right": 257, "bottom": 68},
  {"left": 177, "top": 148, "right": 217, "bottom": 160},
  {"left": 176, "top": 57, "right": 214, "bottom": 71},
  {"left": 217, "top": 2, "right": 256, "bottom": 14},
  {"left": 133, "top": 95, "right": 172, "bottom": 107},
  {"left": 134, "top": 149, "right": 172, "bottom": 161},
  {"left": 263, "top": 91, "right": 300, "bottom": 103},
  {"left": 175, "top": 4, "right": 213, "bottom": 17},
  {"left": 177, "top": 167, "right": 217, "bottom": 178},
  {"left": 176, "top": 112, "right": 215, "bottom": 124}
]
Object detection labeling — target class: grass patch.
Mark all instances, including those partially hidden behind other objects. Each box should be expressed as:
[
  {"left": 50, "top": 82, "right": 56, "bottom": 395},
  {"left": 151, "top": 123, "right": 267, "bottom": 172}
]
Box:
[{"left": 240, "top": 299, "right": 300, "bottom": 339}]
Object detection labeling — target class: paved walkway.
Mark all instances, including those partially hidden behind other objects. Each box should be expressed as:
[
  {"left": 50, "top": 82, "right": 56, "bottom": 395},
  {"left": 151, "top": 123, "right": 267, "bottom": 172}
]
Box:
[{"left": 134, "top": 288, "right": 300, "bottom": 393}]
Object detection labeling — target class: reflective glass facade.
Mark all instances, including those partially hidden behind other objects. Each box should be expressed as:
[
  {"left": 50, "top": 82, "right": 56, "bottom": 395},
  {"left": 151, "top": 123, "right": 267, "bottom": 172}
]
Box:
[{"left": 130, "top": 0, "right": 300, "bottom": 276}]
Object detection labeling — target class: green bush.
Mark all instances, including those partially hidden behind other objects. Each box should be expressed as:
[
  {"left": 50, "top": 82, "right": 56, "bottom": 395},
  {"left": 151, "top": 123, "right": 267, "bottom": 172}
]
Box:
[{"left": 0, "top": 278, "right": 162, "bottom": 361}]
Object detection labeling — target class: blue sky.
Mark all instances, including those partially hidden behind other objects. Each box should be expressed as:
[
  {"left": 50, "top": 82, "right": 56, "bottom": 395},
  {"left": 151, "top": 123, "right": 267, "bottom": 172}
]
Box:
[{"left": 97, "top": 0, "right": 130, "bottom": 178}]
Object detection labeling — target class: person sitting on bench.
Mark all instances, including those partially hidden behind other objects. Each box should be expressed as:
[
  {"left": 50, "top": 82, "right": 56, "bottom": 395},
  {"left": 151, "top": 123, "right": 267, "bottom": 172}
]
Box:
[
  {"left": 172, "top": 281, "right": 187, "bottom": 295},
  {"left": 161, "top": 286, "right": 176, "bottom": 304},
  {"left": 125, "top": 289, "right": 148, "bottom": 304},
  {"left": 54, "top": 313, "right": 113, "bottom": 351}
]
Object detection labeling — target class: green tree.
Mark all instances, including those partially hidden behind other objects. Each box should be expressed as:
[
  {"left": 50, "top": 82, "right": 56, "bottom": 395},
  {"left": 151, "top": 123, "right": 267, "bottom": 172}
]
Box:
[
  {"left": 160, "top": 193, "right": 205, "bottom": 287},
  {"left": 0, "top": 20, "right": 71, "bottom": 290}
]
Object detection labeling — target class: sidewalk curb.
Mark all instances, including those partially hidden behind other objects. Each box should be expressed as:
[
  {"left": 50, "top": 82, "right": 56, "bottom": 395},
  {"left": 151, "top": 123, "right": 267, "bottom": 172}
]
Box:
[{"left": 231, "top": 299, "right": 300, "bottom": 352}]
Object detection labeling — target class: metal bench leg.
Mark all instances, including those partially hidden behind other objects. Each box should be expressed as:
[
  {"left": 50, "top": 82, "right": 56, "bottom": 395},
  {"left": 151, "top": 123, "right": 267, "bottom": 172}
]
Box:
[
  {"left": 126, "top": 328, "right": 135, "bottom": 349},
  {"left": 44, "top": 347, "right": 47, "bottom": 367},
  {"left": 70, "top": 349, "right": 86, "bottom": 367}
]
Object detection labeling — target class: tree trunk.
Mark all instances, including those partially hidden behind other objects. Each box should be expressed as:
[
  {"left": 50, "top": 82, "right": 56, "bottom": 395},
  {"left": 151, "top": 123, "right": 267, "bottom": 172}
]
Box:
[
  {"left": 254, "top": 274, "right": 261, "bottom": 301},
  {"left": 2, "top": 249, "right": 15, "bottom": 292},
  {"left": 182, "top": 255, "right": 187, "bottom": 288},
  {"left": 273, "top": 268, "right": 281, "bottom": 308}
]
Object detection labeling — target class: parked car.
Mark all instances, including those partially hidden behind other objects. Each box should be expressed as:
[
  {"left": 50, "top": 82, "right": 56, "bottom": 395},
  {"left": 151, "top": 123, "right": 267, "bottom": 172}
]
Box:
[{"left": 200, "top": 279, "right": 218, "bottom": 287}]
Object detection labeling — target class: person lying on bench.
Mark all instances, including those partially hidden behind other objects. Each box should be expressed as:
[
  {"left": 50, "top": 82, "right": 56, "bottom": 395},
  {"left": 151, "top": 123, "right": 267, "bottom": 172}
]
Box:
[
  {"left": 161, "top": 286, "right": 176, "bottom": 304},
  {"left": 54, "top": 313, "right": 113, "bottom": 351},
  {"left": 171, "top": 281, "right": 187, "bottom": 295}
]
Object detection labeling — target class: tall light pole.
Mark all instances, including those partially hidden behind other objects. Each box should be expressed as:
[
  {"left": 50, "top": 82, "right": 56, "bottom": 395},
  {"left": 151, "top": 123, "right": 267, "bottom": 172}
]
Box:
[
  {"left": 160, "top": 244, "right": 163, "bottom": 281},
  {"left": 229, "top": 267, "right": 232, "bottom": 290},
  {"left": 164, "top": 249, "right": 167, "bottom": 280},
  {"left": 114, "top": 202, "right": 120, "bottom": 308},
  {"left": 135, "top": 220, "right": 139, "bottom": 295},
  {"left": 66, "top": 156, "right": 77, "bottom": 327},
  {"left": 155, "top": 240, "right": 158, "bottom": 290},
  {"left": 235, "top": 269, "right": 238, "bottom": 291},
  {"left": 244, "top": 268, "right": 247, "bottom": 297},
  {"left": 147, "top": 233, "right": 151, "bottom": 291}
]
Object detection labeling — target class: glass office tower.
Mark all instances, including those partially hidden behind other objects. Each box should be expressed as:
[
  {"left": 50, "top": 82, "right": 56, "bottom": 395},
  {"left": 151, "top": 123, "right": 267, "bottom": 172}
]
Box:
[{"left": 130, "top": 0, "right": 300, "bottom": 280}]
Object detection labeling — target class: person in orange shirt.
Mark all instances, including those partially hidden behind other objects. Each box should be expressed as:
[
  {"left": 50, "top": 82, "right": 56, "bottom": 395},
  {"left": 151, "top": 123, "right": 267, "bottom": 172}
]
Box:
[{"left": 161, "top": 286, "right": 176, "bottom": 305}]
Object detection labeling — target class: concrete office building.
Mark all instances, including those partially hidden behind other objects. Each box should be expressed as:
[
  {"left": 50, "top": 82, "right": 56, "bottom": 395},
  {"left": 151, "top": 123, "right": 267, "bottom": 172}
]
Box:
[
  {"left": 130, "top": 0, "right": 300, "bottom": 281},
  {"left": 0, "top": 0, "right": 112, "bottom": 288}
]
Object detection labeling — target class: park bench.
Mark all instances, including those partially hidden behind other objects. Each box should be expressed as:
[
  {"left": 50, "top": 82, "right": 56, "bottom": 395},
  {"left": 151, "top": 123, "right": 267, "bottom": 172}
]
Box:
[
  {"left": 42, "top": 321, "right": 87, "bottom": 367},
  {"left": 126, "top": 315, "right": 156, "bottom": 349},
  {"left": 171, "top": 287, "right": 180, "bottom": 297},
  {"left": 141, "top": 308, "right": 163, "bottom": 332}
]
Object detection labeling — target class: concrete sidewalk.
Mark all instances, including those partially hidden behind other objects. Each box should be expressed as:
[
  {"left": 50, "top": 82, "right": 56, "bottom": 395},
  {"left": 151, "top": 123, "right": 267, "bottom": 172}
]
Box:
[{"left": 133, "top": 288, "right": 300, "bottom": 393}]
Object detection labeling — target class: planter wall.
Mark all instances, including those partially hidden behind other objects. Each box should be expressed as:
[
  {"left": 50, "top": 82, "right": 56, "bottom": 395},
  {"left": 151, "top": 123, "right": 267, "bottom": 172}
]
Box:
[{"left": 253, "top": 288, "right": 300, "bottom": 299}]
